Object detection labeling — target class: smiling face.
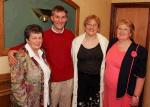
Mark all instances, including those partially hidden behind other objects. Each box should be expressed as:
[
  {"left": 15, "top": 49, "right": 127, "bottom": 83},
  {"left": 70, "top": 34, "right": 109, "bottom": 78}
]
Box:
[
  {"left": 116, "top": 19, "right": 135, "bottom": 42},
  {"left": 26, "top": 32, "right": 43, "bottom": 52},
  {"left": 85, "top": 19, "right": 99, "bottom": 36},
  {"left": 117, "top": 24, "right": 132, "bottom": 41},
  {"left": 51, "top": 11, "right": 67, "bottom": 33}
]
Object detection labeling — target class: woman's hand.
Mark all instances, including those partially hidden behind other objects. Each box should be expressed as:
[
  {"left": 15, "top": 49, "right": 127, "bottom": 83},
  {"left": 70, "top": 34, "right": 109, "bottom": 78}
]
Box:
[{"left": 130, "top": 96, "right": 139, "bottom": 107}]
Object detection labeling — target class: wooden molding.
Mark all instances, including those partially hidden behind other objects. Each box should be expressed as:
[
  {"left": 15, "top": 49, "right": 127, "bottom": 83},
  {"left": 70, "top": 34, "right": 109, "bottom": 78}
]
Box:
[
  {"left": 0, "top": 73, "right": 11, "bottom": 107},
  {"left": 64, "top": 0, "right": 80, "bottom": 36},
  {"left": 0, "top": 73, "right": 11, "bottom": 96}
]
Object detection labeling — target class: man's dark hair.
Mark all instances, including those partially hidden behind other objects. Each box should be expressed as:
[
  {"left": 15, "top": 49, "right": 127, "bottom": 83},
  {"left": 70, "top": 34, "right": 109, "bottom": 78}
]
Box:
[
  {"left": 24, "top": 24, "right": 43, "bottom": 42},
  {"left": 51, "top": 5, "right": 68, "bottom": 16}
]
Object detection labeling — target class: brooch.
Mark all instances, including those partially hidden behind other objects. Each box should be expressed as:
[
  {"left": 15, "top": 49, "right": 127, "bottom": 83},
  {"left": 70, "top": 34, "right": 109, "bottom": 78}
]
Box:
[{"left": 131, "top": 51, "right": 137, "bottom": 58}]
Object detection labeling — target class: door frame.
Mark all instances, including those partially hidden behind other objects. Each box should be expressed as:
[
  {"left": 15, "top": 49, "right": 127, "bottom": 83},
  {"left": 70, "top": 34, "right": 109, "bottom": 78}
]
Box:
[{"left": 109, "top": 2, "right": 150, "bottom": 49}]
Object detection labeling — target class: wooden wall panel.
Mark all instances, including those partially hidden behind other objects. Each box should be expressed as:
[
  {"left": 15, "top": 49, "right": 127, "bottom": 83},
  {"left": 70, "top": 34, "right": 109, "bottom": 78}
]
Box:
[{"left": 0, "top": 73, "right": 11, "bottom": 107}]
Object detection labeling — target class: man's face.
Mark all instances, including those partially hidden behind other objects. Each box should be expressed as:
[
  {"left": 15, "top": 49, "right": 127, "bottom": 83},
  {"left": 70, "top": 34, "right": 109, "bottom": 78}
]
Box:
[{"left": 51, "top": 11, "right": 67, "bottom": 32}]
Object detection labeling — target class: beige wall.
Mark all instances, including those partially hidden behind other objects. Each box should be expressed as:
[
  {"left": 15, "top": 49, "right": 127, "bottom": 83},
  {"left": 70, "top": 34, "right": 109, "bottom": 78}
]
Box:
[
  {"left": 0, "top": 56, "right": 9, "bottom": 74},
  {"left": 73, "top": 0, "right": 111, "bottom": 38}
]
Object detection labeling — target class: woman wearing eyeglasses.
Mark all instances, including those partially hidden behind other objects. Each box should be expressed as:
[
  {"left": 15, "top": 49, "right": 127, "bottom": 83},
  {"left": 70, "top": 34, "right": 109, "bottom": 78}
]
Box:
[
  {"left": 103, "top": 19, "right": 148, "bottom": 107},
  {"left": 72, "top": 15, "right": 108, "bottom": 107}
]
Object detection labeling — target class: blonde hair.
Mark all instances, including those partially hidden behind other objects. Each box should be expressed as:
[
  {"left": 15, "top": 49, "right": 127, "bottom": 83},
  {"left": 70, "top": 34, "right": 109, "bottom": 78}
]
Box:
[
  {"left": 117, "top": 19, "right": 135, "bottom": 39},
  {"left": 84, "top": 15, "right": 101, "bottom": 29}
]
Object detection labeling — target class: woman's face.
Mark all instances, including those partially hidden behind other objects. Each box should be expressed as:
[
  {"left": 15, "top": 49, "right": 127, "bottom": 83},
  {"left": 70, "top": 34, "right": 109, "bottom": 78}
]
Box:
[
  {"left": 117, "top": 24, "right": 131, "bottom": 41},
  {"left": 26, "top": 32, "right": 43, "bottom": 51},
  {"left": 85, "top": 19, "right": 99, "bottom": 36}
]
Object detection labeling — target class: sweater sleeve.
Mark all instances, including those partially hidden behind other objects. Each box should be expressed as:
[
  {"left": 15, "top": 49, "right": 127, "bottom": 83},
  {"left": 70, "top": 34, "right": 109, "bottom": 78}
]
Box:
[
  {"left": 134, "top": 46, "right": 148, "bottom": 78},
  {"left": 9, "top": 43, "right": 24, "bottom": 50}
]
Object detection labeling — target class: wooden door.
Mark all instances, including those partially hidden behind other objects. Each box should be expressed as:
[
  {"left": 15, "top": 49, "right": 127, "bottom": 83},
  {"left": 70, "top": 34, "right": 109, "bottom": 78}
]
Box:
[
  {"left": 116, "top": 8, "right": 149, "bottom": 47},
  {"left": 110, "top": 3, "right": 150, "bottom": 49}
]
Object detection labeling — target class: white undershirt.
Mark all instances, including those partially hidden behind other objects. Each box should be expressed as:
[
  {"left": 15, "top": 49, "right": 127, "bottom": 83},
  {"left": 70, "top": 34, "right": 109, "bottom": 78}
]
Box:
[
  {"left": 51, "top": 25, "right": 64, "bottom": 34},
  {"left": 25, "top": 43, "right": 51, "bottom": 107}
]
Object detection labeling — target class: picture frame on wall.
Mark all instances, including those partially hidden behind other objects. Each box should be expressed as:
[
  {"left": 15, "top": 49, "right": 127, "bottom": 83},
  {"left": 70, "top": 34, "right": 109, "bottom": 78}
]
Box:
[{"left": 0, "top": 0, "right": 79, "bottom": 56}]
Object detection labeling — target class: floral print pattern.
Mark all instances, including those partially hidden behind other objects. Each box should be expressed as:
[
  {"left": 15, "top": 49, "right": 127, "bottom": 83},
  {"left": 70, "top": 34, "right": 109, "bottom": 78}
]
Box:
[{"left": 10, "top": 48, "right": 50, "bottom": 107}]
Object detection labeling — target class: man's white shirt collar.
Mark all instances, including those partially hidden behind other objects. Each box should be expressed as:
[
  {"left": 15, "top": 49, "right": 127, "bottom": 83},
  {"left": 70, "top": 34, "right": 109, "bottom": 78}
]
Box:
[{"left": 51, "top": 25, "right": 64, "bottom": 34}]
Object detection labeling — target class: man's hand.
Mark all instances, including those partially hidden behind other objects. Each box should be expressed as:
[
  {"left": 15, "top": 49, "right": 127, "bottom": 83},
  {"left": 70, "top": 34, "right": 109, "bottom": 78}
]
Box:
[{"left": 8, "top": 50, "right": 18, "bottom": 65}]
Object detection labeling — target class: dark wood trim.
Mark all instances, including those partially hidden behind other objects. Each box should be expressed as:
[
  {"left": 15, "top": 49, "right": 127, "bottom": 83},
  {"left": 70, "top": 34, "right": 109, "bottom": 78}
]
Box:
[
  {"left": 64, "top": 0, "right": 80, "bottom": 36},
  {"left": 0, "top": 0, "right": 8, "bottom": 56},
  {"left": 111, "top": 2, "right": 150, "bottom": 8},
  {"left": 146, "top": 8, "right": 150, "bottom": 50},
  {"left": 0, "top": 73, "right": 10, "bottom": 81},
  {"left": 109, "top": 3, "right": 117, "bottom": 40},
  {"left": 0, "top": 73, "right": 11, "bottom": 107},
  {"left": 0, "top": 73, "right": 11, "bottom": 96},
  {"left": 110, "top": 3, "right": 150, "bottom": 49}
]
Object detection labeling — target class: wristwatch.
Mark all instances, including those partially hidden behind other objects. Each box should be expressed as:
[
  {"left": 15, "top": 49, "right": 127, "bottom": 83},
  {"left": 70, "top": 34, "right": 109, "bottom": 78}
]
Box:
[{"left": 133, "top": 94, "right": 139, "bottom": 99}]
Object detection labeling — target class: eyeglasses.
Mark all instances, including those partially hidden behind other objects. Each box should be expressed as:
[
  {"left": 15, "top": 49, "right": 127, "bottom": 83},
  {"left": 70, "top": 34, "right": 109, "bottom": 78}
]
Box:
[
  {"left": 86, "top": 23, "right": 98, "bottom": 28},
  {"left": 117, "top": 28, "right": 130, "bottom": 32}
]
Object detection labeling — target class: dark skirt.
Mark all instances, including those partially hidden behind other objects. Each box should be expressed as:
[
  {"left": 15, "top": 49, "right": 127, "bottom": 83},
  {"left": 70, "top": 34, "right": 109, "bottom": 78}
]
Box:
[{"left": 77, "top": 71, "right": 100, "bottom": 107}]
